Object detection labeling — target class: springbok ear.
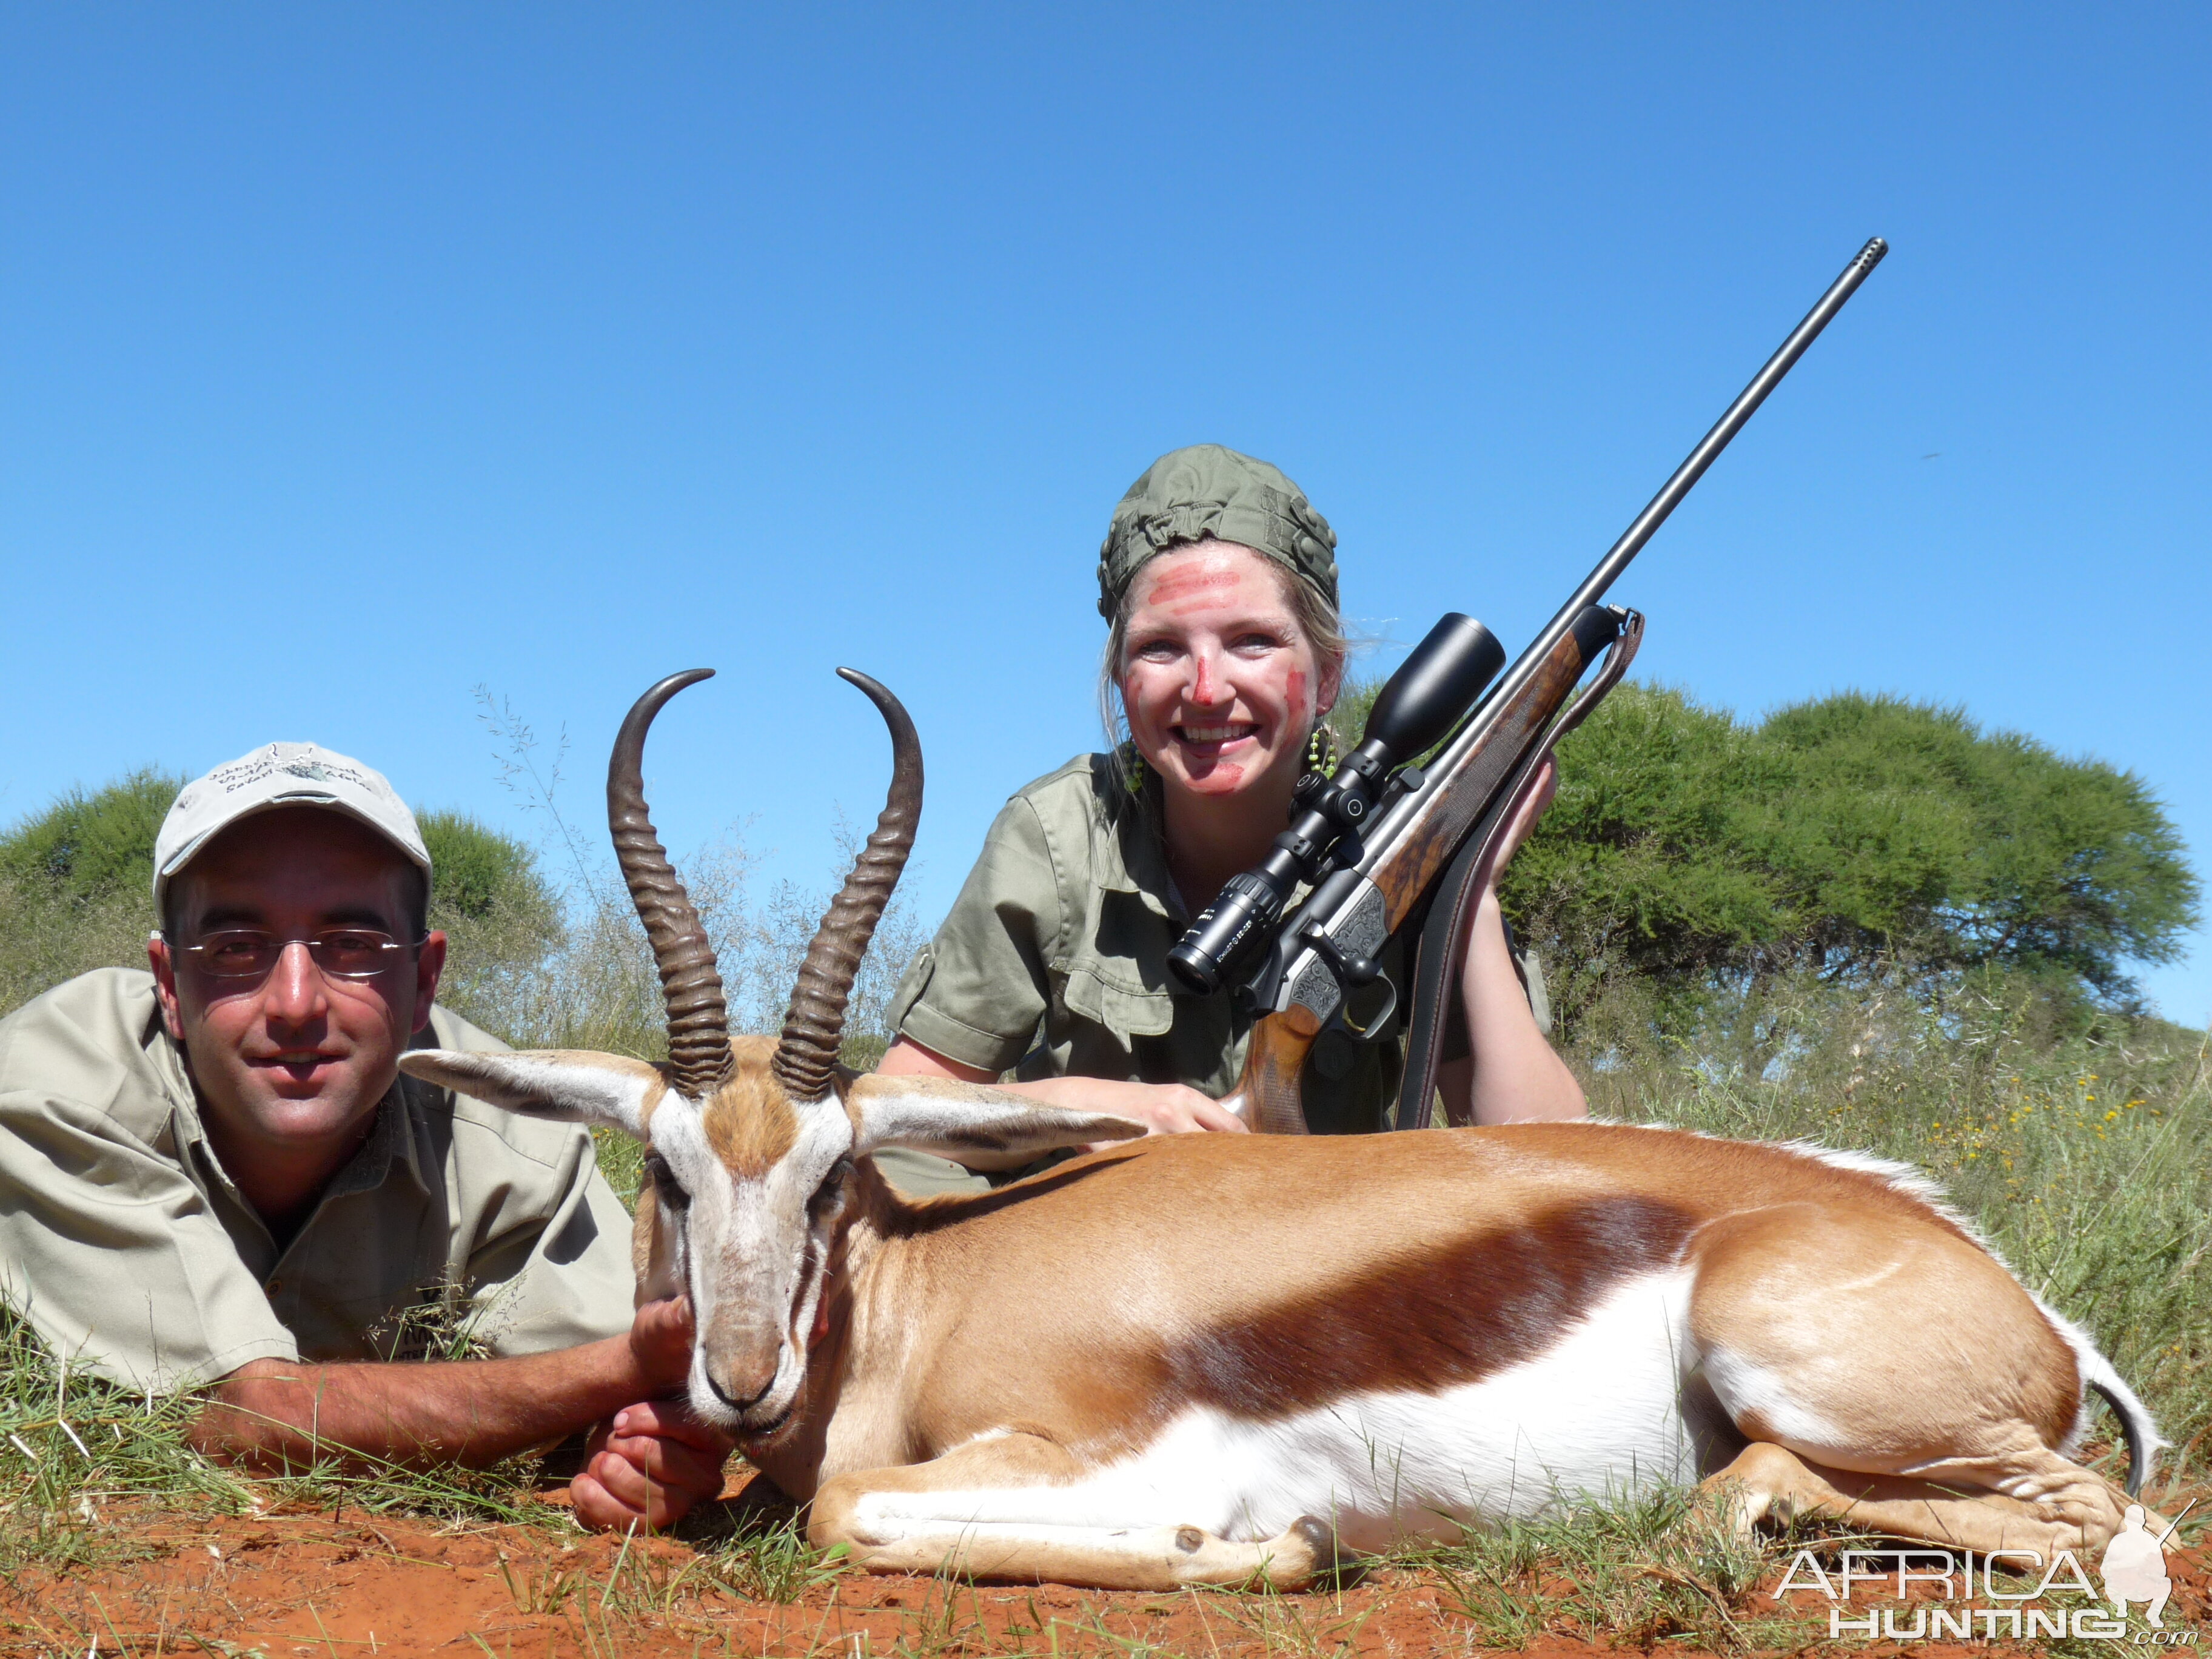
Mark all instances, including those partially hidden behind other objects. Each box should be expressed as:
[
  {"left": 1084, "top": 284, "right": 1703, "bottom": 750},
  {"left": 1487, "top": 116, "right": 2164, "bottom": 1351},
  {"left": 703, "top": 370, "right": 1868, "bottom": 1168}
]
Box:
[
  {"left": 843, "top": 1073, "right": 1145, "bottom": 1162},
  {"left": 398, "top": 1049, "right": 668, "bottom": 1141}
]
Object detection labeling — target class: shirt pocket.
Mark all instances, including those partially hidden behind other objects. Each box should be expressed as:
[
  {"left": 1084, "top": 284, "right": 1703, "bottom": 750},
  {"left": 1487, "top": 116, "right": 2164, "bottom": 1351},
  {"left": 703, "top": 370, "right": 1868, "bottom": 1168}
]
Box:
[{"left": 1058, "top": 965, "right": 1177, "bottom": 1041}]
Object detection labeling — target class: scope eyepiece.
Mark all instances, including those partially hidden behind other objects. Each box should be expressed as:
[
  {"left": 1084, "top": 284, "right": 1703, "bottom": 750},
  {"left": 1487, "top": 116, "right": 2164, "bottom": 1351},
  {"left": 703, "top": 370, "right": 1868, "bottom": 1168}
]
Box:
[{"left": 1167, "top": 869, "right": 1291, "bottom": 994}]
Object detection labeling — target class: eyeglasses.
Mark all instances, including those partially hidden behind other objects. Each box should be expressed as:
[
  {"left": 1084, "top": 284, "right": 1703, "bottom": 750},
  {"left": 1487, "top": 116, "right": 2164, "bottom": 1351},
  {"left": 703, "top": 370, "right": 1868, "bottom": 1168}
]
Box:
[{"left": 178, "top": 929, "right": 425, "bottom": 980}]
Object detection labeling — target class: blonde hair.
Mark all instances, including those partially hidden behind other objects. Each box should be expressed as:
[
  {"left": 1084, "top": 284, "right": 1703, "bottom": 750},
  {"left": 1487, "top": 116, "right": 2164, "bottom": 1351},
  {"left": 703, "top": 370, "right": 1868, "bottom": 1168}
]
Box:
[{"left": 1097, "top": 540, "right": 1348, "bottom": 761}]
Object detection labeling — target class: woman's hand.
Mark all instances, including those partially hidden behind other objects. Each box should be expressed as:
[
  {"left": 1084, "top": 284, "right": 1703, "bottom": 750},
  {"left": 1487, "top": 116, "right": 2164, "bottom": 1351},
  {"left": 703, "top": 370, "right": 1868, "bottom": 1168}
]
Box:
[
  {"left": 1454, "top": 756, "right": 1586, "bottom": 1127},
  {"left": 1472, "top": 756, "right": 1558, "bottom": 896},
  {"left": 1040, "top": 1077, "right": 1249, "bottom": 1144},
  {"left": 968, "top": 1071, "right": 1246, "bottom": 1151}
]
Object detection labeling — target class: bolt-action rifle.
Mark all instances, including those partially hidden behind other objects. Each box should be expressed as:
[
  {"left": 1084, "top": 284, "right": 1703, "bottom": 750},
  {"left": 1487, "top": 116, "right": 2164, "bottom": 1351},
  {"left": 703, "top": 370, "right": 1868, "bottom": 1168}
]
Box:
[{"left": 1167, "top": 238, "right": 1889, "bottom": 1134}]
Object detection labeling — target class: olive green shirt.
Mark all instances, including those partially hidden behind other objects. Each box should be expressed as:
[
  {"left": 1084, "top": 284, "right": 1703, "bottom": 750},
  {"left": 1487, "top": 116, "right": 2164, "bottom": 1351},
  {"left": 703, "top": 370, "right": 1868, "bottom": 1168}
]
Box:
[
  {"left": 0, "top": 968, "right": 635, "bottom": 1390},
  {"left": 888, "top": 754, "right": 1407, "bottom": 1138}
]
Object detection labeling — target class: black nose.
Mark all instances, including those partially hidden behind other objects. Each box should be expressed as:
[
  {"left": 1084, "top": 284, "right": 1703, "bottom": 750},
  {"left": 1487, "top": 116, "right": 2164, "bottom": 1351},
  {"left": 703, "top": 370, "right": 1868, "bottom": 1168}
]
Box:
[{"left": 705, "top": 1369, "right": 776, "bottom": 1413}]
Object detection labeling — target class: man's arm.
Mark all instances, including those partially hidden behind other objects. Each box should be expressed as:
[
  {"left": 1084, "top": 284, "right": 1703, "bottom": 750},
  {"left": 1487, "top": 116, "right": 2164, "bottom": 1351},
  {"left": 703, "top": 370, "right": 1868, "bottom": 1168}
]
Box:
[{"left": 189, "top": 1296, "right": 714, "bottom": 1476}]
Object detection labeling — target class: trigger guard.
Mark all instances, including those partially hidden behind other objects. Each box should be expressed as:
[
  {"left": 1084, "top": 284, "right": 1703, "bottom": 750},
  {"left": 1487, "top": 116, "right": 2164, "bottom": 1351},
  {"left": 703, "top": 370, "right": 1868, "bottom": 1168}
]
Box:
[{"left": 1335, "top": 974, "right": 1398, "bottom": 1044}]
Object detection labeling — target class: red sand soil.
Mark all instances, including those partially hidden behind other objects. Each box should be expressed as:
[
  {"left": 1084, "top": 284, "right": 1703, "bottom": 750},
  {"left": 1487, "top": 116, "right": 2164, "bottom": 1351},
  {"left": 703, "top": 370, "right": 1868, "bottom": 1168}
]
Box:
[{"left": 5, "top": 1472, "right": 2204, "bottom": 1658}]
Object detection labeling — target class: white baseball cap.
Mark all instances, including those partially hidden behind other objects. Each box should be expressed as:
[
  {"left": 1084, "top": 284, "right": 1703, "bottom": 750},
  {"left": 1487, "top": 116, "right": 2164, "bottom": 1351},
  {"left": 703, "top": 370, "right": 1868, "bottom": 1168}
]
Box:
[{"left": 152, "top": 742, "right": 432, "bottom": 911}]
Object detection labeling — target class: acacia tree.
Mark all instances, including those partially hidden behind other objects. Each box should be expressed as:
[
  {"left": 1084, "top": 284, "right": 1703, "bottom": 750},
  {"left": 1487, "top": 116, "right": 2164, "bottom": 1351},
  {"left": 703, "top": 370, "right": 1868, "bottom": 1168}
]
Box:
[{"left": 1496, "top": 685, "right": 2197, "bottom": 1029}]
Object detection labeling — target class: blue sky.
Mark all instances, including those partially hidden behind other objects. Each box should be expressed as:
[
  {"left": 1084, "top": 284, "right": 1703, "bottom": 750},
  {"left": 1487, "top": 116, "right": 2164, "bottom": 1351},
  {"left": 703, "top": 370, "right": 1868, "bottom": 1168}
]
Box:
[{"left": 5, "top": 5, "right": 2208, "bottom": 1021}]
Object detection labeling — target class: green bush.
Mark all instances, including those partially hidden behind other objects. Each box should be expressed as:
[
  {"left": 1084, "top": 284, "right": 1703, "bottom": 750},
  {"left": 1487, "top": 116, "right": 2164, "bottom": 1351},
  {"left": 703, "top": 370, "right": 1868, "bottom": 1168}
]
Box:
[
  {"left": 1332, "top": 678, "right": 2196, "bottom": 1031},
  {"left": 0, "top": 873, "right": 155, "bottom": 1019},
  {"left": 0, "top": 768, "right": 182, "bottom": 906},
  {"left": 419, "top": 809, "right": 558, "bottom": 923},
  {"left": 0, "top": 771, "right": 179, "bottom": 1016}
]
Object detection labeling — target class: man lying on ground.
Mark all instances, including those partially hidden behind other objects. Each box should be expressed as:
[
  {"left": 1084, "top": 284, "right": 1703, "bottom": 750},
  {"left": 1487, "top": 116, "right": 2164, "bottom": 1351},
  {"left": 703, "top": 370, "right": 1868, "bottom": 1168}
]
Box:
[{"left": 0, "top": 743, "right": 728, "bottom": 1530}]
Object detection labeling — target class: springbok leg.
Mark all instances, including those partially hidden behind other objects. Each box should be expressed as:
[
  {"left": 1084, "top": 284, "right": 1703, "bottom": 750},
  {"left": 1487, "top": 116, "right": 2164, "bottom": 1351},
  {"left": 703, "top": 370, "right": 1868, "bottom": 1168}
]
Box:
[
  {"left": 1698, "top": 1441, "right": 2149, "bottom": 1557},
  {"left": 809, "top": 1432, "right": 1337, "bottom": 1590},
  {"left": 1686, "top": 1201, "right": 2137, "bottom": 1552}
]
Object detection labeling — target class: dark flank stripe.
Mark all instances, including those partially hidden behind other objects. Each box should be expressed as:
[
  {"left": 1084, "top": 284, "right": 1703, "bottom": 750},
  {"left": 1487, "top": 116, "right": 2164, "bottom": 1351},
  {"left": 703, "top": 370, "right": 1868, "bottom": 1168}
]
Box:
[{"left": 1156, "top": 1196, "right": 1698, "bottom": 1419}]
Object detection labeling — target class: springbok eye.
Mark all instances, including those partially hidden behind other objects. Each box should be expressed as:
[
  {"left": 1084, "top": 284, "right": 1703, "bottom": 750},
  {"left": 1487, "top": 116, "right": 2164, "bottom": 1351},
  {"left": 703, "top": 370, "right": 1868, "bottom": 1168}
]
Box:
[
  {"left": 808, "top": 1158, "right": 853, "bottom": 1224},
  {"left": 643, "top": 1151, "right": 689, "bottom": 1208}
]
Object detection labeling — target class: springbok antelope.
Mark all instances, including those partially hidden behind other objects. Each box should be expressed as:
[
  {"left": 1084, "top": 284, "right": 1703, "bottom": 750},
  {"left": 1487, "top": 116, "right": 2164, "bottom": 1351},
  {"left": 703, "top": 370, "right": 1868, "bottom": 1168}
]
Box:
[{"left": 401, "top": 669, "right": 2163, "bottom": 1590}]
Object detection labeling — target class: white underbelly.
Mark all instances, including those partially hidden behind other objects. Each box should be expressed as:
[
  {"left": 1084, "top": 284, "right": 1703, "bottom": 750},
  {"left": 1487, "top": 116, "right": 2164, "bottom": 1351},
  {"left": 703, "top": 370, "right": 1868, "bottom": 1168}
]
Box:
[{"left": 859, "top": 1270, "right": 1708, "bottom": 1552}]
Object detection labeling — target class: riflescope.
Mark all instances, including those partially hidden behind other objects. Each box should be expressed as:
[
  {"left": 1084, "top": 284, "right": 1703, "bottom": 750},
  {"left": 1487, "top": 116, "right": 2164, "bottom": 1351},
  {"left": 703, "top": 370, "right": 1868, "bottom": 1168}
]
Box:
[{"left": 1166, "top": 612, "right": 1506, "bottom": 996}]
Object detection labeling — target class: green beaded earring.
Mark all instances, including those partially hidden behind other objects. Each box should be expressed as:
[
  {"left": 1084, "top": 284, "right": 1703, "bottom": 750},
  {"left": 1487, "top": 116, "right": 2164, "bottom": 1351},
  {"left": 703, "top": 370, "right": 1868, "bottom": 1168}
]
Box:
[
  {"left": 1122, "top": 742, "right": 1148, "bottom": 795},
  {"left": 1305, "top": 724, "right": 1338, "bottom": 775}
]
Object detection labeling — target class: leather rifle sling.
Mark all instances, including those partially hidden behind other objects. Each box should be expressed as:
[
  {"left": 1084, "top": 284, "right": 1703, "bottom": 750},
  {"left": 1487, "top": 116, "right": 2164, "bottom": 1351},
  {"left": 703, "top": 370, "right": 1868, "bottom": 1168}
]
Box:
[{"left": 1391, "top": 610, "right": 1645, "bottom": 1131}]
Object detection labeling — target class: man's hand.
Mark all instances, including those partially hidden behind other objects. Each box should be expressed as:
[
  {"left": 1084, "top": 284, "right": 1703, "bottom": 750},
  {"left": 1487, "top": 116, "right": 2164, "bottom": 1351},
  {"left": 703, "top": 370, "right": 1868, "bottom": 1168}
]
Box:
[
  {"left": 191, "top": 1312, "right": 709, "bottom": 1476},
  {"left": 572, "top": 1397, "right": 734, "bottom": 1532},
  {"left": 627, "top": 1295, "right": 697, "bottom": 1392},
  {"left": 569, "top": 1294, "right": 731, "bottom": 1532}
]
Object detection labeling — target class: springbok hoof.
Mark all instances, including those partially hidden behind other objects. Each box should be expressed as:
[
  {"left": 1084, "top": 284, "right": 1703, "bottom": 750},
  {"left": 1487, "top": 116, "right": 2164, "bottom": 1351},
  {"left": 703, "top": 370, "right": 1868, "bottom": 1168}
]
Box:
[
  {"left": 1253, "top": 1514, "right": 1347, "bottom": 1587},
  {"left": 1296, "top": 1515, "right": 1345, "bottom": 1567}
]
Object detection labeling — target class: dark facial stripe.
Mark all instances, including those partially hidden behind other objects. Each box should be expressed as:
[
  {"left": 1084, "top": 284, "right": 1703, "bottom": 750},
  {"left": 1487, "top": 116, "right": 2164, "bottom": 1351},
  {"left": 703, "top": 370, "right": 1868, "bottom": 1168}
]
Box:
[{"left": 1152, "top": 1196, "right": 1697, "bottom": 1420}]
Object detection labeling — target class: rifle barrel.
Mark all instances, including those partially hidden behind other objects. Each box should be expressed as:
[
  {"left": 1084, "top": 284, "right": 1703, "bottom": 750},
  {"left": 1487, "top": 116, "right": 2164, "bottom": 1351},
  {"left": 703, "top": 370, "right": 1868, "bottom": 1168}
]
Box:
[{"left": 1482, "top": 236, "right": 1886, "bottom": 714}]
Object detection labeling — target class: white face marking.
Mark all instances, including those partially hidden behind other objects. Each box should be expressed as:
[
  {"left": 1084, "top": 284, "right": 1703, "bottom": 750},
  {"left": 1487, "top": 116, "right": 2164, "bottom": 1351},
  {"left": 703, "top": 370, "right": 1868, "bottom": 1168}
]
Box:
[
  {"left": 649, "top": 1096, "right": 856, "bottom": 1434},
  {"left": 851, "top": 1272, "right": 1704, "bottom": 1554}
]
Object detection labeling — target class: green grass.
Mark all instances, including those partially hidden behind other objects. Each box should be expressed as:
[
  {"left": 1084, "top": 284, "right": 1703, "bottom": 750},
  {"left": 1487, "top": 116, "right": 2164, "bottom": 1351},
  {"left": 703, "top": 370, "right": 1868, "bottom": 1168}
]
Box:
[
  {"left": 1399, "top": 1489, "right": 1788, "bottom": 1652},
  {"left": 0, "top": 1297, "right": 581, "bottom": 1578},
  {"left": 689, "top": 1511, "right": 851, "bottom": 1605},
  {"left": 0, "top": 1304, "right": 254, "bottom": 1572},
  {"left": 0, "top": 872, "right": 154, "bottom": 1022}
]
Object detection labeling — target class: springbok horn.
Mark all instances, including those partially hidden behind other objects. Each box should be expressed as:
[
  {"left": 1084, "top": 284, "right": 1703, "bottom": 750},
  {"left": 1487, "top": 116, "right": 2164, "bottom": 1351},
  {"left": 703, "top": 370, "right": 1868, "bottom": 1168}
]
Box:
[
  {"left": 771, "top": 669, "right": 922, "bottom": 1102},
  {"left": 608, "top": 669, "right": 732, "bottom": 1099}
]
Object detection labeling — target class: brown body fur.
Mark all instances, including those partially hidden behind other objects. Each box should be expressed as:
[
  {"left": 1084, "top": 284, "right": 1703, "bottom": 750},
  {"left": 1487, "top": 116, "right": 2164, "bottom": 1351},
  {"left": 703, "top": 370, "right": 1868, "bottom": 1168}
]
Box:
[{"left": 731, "top": 1121, "right": 2123, "bottom": 1575}]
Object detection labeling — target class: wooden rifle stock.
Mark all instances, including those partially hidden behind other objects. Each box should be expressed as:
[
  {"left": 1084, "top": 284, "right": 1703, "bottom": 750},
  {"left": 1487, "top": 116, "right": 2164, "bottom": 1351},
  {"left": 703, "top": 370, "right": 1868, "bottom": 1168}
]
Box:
[
  {"left": 1218, "top": 1002, "right": 1324, "bottom": 1136},
  {"left": 1393, "top": 610, "right": 1640, "bottom": 1129}
]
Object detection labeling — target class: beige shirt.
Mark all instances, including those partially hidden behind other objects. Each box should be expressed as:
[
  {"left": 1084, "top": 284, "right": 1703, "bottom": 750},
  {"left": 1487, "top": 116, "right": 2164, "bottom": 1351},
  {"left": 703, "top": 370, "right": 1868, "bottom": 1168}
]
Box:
[
  {"left": 887, "top": 754, "right": 1409, "bottom": 1136},
  {"left": 0, "top": 968, "right": 635, "bottom": 1389}
]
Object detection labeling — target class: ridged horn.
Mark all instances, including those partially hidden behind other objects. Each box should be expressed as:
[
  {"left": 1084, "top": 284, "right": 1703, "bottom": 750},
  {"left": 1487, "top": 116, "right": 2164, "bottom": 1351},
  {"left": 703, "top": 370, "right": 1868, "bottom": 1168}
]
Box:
[
  {"left": 607, "top": 669, "right": 731, "bottom": 1099},
  {"left": 771, "top": 669, "right": 922, "bottom": 1102}
]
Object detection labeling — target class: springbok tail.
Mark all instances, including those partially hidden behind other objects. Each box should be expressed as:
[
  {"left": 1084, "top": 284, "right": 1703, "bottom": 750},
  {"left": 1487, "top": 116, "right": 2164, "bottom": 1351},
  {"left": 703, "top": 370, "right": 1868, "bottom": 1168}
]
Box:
[
  {"left": 2034, "top": 1300, "right": 2165, "bottom": 1498},
  {"left": 2084, "top": 1368, "right": 2163, "bottom": 1498}
]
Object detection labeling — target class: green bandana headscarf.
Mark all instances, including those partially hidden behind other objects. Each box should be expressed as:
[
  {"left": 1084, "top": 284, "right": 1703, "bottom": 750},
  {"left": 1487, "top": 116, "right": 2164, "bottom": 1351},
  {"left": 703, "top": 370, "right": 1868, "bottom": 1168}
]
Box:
[{"left": 1096, "top": 444, "right": 1339, "bottom": 620}]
